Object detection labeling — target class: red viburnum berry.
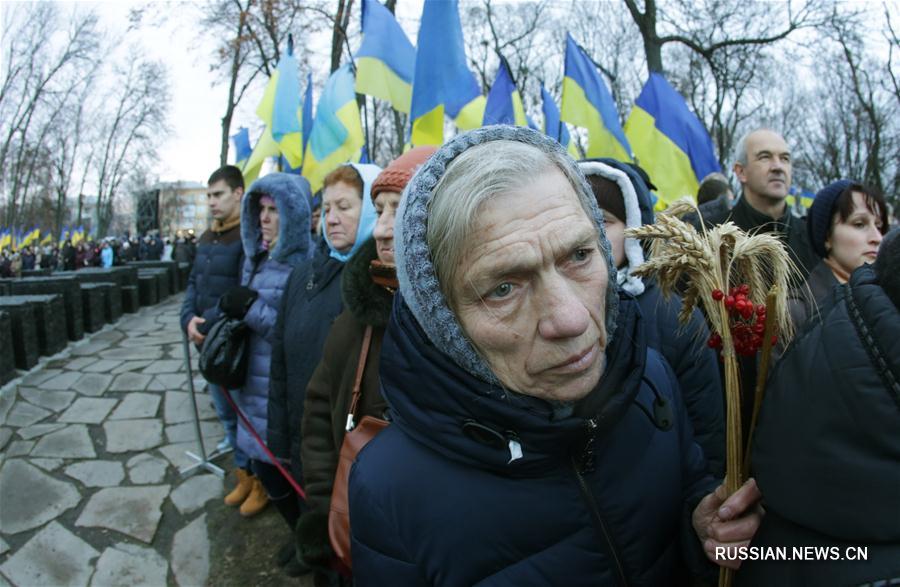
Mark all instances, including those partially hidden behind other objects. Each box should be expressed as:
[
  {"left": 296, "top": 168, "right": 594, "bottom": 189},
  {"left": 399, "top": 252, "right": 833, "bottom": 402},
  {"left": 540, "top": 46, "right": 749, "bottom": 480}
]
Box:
[{"left": 712, "top": 289, "right": 724, "bottom": 301}]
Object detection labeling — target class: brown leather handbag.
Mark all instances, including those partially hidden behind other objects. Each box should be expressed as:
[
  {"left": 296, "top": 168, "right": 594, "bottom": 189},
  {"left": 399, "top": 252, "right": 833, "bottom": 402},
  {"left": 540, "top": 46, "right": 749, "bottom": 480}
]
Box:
[{"left": 328, "top": 325, "right": 389, "bottom": 569}]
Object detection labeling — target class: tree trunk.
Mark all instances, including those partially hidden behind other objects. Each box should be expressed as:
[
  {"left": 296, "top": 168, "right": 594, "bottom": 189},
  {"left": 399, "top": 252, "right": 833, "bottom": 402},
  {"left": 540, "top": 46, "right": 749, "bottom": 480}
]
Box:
[{"left": 331, "top": 0, "right": 348, "bottom": 73}]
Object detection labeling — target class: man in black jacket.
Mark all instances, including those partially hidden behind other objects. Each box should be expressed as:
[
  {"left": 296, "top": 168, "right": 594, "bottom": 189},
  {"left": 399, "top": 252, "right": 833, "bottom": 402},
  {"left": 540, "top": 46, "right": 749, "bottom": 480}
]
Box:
[
  {"left": 180, "top": 165, "right": 247, "bottom": 490},
  {"left": 697, "top": 129, "right": 818, "bottom": 449},
  {"left": 699, "top": 129, "right": 817, "bottom": 279}
]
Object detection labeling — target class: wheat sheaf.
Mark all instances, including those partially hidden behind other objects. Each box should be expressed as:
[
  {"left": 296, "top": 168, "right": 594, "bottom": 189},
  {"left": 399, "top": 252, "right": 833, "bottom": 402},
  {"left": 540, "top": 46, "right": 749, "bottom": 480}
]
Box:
[{"left": 625, "top": 198, "right": 802, "bottom": 587}]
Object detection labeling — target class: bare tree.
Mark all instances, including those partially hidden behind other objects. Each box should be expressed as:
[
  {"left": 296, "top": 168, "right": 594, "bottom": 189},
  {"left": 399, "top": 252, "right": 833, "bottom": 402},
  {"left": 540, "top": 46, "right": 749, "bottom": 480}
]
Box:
[
  {"left": 93, "top": 55, "right": 170, "bottom": 237},
  {"left": 0, "top": 3, "right": 100, "bottom": 226},
  {"left": 183, "top": 0, "right": 325, "bottom": 167}
]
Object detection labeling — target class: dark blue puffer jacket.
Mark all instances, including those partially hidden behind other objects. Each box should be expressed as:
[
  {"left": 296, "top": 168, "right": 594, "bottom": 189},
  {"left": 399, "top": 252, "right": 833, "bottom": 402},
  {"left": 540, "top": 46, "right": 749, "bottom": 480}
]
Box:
[
  {"left": 637, "top": 281, "right": 725, "bottom": 477},
  {"left": 234, "top": 173, "right": 313, "bottom": 464},
  {"left": 268, "top": 238, "right": 345, "bottom": 483},
  {"left": 179, "top": 221, "right": 243, "bottom": 334},
  {"left": 579, "top": 157, "right": 724, "bottom": 478},
  {"left": 738, "top": 265, "right": 900, "bottom": 585},
  {"left": 349, "top": 294, "right": 716, "bottom": 586}
]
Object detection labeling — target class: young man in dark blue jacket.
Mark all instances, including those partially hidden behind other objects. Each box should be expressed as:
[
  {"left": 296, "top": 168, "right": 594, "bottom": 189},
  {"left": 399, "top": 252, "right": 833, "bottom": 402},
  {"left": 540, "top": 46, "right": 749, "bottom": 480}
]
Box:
[{"left": 179, "top": 165, "right": 248, "bottom": 502}]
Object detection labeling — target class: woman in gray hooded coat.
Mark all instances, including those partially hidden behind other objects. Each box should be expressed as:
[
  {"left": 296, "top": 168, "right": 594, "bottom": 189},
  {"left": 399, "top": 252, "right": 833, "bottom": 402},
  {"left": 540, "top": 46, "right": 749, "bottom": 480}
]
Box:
[
  {"left": 217, "top": 173, "right": 313, "bottom": 521},
  {"left": 578, "top": 158, "right": 725, "bottom": 477}
]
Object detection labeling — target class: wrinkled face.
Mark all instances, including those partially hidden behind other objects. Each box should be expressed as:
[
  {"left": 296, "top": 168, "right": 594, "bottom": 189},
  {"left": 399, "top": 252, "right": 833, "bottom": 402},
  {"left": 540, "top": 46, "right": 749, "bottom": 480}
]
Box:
[
  {"left": 600, "top": 210, "right": 626, "bottom": 269},
  {"left": 373, "top": 191, "right": 402, "bottom": 264},
  {"left": 258, "top": 196, "right": 279, "bottom": 244},
  {"left": 452, "top": 168, "right": 608, "bottom": 402},
  {"left": 323, "top": 181, "right": 362, "bottom": 253},
  {"left": 826, "top": 191, "right": 884, "bottom": 275},
  {"left": 207, "top": 179, "right": 242, "bottom": 221},
  {"left": 734, "top": 130, "right": 792, "bottom": 203}
]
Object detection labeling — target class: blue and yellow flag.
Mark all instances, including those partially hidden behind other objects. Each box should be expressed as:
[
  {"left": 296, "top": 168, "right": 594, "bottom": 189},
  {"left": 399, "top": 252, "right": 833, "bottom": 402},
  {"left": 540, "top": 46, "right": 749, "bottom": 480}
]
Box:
[
  {"left": 541, "top": 85, "right": 581, "bottom": 159},
  {"left": 302, "top": 63, "right": 365, "bottom": 192},
  {"left": 787, "top": 186, "right": 815, "bottom": 210},
  {"left": 72, "top": 226, "right": 85, "bottom": 245},
  {"left": 40, "top": 230, "right": 53, "bottom": 246},
  {"left": 356, "top": 0, "right": 415, "bottom": 114},
  {"left": 231, "top": 127, "right": 252, "bottom": 169},
  {"left": 22, "top": 226, "right": 39, "bottom": 247},
  {"left": 409, "top": 0, "right": 485, "bottom": 145},
  {"left": 269, "top": 38, "right": 304, "bottom": 168},
  {"left": 0, "top": 229, "right": 10, "bottom": 252},
  {"left": 561, "top": 34, "right": 631, "bottom": 161},
  {"left": 301, "top": 73, "right": 314, "bottom": 166},
  {"left": 625, "top": 73, "right": 719, "bottom": 209},
  {"left": 60, "top": 225, "right": 70, "bottom": 243},
  {"left": 483, "top": 56, "right": 527, "bottom": 127}
]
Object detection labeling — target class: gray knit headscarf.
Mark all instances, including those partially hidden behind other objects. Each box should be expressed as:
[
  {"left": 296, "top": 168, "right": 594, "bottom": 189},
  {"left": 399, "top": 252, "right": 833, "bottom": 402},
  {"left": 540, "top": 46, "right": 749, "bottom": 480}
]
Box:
[{"left": 395, "top": 125, "right": 619, "bottom": 383}]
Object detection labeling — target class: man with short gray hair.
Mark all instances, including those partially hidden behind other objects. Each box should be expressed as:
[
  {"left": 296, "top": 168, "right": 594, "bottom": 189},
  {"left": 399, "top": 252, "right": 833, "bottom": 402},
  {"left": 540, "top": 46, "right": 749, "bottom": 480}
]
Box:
[{"left": 700, "top": 128, "right": 816, "bottom": 279}]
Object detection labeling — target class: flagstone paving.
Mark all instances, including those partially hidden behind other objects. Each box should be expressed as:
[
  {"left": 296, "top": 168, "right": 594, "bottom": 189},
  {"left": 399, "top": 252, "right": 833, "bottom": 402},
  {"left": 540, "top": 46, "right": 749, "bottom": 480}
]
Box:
[{"left": 0, "top": 294, "right": 305, "bottom": 586}]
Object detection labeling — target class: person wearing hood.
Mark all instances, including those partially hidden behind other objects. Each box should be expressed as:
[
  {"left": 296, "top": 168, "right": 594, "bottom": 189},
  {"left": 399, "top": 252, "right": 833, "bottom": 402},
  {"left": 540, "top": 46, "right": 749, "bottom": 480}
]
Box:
[
  {"left": 294, "top": 147, "right": 436, "bottom": 575},
  {"left": 348, "top": 127, "right": 763, "bottom": 586},
  {"left": 267, "top": 162, "right": 381, "bottom": 575},
  {"left": 217, "top": 173, "right": 314, "bottom": 524},
  {"left": 578, "top": 158, "right": 725, "bottom": 477},
  {"left": 788, "top": 179, "right": 888, "bottom": 329},
  {"left": 738, "top": 228, "right": 900, "bottom": 586}
]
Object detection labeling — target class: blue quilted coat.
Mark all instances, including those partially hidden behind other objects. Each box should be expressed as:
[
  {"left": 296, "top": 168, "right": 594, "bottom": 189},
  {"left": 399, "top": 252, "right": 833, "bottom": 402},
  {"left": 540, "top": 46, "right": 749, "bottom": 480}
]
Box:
[{"left": 234, "top": 173, "right": 313, "bottom": 463}]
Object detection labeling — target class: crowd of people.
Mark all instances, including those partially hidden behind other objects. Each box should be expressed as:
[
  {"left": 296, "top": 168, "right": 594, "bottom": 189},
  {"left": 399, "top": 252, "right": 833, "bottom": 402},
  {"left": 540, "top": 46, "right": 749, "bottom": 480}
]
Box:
[
  {"left": 0, "top": 231, "right": 201, "bottom": 278},
  {"left": 180, "top": 126, "right": 899, "bottom": 586}
]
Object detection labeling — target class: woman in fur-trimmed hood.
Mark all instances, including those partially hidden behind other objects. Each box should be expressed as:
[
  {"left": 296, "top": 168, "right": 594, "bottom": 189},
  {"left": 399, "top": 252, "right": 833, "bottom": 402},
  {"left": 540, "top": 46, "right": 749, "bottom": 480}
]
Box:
[
  {"left": 578, "top": 157, "right": 724, "bottom": 477},
  {"left": 347, "top": 126, "right": 761, "bottom": 586},
  {"left": 218, "top": 172, "right": 313, "bottom": 521}
]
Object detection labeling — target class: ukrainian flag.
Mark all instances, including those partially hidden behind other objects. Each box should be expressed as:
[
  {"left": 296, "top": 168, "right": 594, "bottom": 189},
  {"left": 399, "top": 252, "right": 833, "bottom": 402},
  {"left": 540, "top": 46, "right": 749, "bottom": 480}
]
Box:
[
  {"left": 22, "top": 226, "right": 39, "bottom": 247},
  {"left": 482, "top": 56, "right": 527, "bottom": 127},
  {"left": 301, "top": 73, "right": 314, "bottom": 165},
  {"left": 561, "top": 34, "right": 631, "bottom": 161},
  {"left": 40, "top": 230, "right": 53, "bottom": 246},
  {"left": 541, "top": 85, "right": 581, "bottom": 159},
  {"left": 409, "top": 0, "right": 485, "bottom": 145},
  {"left": 0, "top": 229, "right": 10, "bottom": 252},
  {"left": 231, "top": 127, "right": 252, "bottom": 169},
  {"left": 625, "top": 73, "right": 719, "bottom": 209},
  {"left": 787, "top": 187, "right": 815, "bottom": 210},
  {"left": 356, "top": 0, "right": 415, "bottom": 113},
  {"left": 60, "top": 225, "right": 70, "bottom": 243},
  {"left": 72, "top": 226, "right": 85, "bottom": 245},
  {"left": 268, "top": 37, "right": 304, "bottom": 168},
  {"left": 302, "top": 63, "right": 365, "bottom": 192}
]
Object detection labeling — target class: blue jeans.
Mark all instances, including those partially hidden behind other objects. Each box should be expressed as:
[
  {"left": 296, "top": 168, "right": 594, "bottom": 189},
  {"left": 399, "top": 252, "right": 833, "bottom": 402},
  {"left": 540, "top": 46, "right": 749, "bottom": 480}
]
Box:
[{"left": 208, "top": 383, "right": 249, "bottom": 469}]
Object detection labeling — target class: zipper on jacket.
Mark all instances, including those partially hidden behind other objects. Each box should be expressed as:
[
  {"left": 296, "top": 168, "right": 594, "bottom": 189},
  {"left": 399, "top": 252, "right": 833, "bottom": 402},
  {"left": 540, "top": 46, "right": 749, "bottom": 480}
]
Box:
[{"left": 571, "top": 419, "right": 628, "bottom": 587}]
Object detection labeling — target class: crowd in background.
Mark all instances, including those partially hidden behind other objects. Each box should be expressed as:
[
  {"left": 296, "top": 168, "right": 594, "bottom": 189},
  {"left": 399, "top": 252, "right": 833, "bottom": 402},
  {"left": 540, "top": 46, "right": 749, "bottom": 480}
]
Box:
[{"left": 0, "top": 232, "right": 201, "bottom": 278}]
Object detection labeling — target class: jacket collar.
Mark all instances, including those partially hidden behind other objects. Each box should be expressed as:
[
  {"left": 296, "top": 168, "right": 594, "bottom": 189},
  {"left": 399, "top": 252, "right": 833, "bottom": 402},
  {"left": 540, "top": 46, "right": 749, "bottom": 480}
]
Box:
[{"left": 379, "top": 293, "right": 646, "bottom": 476}]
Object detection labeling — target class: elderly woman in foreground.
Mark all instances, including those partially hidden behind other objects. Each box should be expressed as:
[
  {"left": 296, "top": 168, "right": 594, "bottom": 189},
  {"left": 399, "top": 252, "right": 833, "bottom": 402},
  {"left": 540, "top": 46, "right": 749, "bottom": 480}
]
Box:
[{"left": 348, "top": 127, "right": 762, "bottom": 586}]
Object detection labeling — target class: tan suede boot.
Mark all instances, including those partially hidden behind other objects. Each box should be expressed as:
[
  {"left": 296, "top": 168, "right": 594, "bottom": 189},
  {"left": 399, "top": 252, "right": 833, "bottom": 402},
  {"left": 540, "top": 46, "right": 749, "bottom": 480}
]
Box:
[
  {"left": 239, "top": 476, "right": 269, "bottom": 517},
  {"left": 224, "top": 468, "right": 253, "bottom": 506}
]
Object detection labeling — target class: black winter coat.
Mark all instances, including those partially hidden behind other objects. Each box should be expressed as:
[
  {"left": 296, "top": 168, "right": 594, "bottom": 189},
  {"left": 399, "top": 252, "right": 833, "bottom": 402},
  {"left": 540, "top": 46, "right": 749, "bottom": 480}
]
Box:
[
  {"left": 699, "top": 195, "right": 817, "bottom": 281},
  {"left": 638, "top": 281, "right": 725, "bottom": 477},
  {"left": 739, "top": 265, "right": 900, "bottom": 585},
  {"left": 349, "top": 294, "right": 717, "bottom": 586},
  {"left": 268, "top": 239, "right": 346, "bottom": 483},
  {"left": 179, "top": 223, "right": 243, "bottom": 335}
]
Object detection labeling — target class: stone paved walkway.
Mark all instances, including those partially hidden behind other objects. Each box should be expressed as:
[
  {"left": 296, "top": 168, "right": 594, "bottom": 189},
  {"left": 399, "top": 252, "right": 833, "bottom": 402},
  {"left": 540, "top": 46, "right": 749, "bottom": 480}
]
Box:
[{"left": 0, "top": 295, "right": 229, "bottom": 586}]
